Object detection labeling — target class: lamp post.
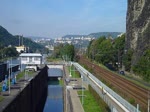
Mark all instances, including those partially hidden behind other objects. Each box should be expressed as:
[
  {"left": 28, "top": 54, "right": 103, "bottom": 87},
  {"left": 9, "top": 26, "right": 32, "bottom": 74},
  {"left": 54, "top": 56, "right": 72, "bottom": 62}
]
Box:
[
  {"left": 69, "top": 61, "right": 72, "bottom": 77},
  {"left": 7, "top": 61, "right": 10, "bottom": 95},
  {"left": 8, "top": 60, "right": 10, "bottom": 94},
  {"left": 81, "top": 75, "right": 84, "bottom": 105},
  {"left": 7, "top": 57, "right": 12, "bottom": 95}
]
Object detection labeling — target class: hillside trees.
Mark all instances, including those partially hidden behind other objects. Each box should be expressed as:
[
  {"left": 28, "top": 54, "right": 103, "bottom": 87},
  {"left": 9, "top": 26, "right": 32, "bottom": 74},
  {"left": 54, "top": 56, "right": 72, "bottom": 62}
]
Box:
[
  {"left": 61, "top": 44, "right": 75, "bottom": 61},
  {"left": 52, "top": 44, "right": 75, "bottom": 61},
  {"left": 86, "top": 34, "right": 150, "bottom": 81},
  {"left": 0, "top": 26, "right": 47, "bottom": 54},
  {"left": 132, "top": 49, "right": 150, "bottom": 81},
  {"left": 0, "top": 47, "right": 18, "bottom": 61},
  {"left": 87, "top": 34, "right": 125, "bottom": 68}
]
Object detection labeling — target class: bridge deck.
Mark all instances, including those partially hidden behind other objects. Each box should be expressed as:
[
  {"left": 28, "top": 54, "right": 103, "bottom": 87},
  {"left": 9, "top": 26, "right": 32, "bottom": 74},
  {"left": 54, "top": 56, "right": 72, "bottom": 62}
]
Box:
[{"left": 48, "top": 68, "right": 63, "bottom": 77}]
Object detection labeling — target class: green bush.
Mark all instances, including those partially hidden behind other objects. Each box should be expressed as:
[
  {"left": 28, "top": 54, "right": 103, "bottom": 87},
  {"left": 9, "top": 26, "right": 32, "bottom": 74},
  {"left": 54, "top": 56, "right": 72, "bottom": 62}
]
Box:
[{"left": 133, "top": 49, "right": 150, "bottom": 82}]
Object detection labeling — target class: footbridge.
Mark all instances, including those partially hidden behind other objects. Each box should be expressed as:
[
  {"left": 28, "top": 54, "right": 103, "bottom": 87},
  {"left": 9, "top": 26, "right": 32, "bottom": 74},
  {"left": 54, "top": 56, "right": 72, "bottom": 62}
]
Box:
[
  {"left": 72, "top": 62, "right": 138, "bottom": 112},
  {"left": 47, "top": 65, "right": 63, "bottom": 80}
]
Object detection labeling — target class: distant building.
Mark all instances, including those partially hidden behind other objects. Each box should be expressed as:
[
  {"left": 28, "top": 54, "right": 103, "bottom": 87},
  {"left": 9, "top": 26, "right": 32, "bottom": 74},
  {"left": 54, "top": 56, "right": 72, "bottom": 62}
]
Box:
[
  {"left": 117, "top": 33, "right": 124, "bottom": 37},
  {"left": 45, "top": 45, "right": 54, "bottom": 50},
  {"left": 16, "top": 45, "right": 27, "bottom": 53}
]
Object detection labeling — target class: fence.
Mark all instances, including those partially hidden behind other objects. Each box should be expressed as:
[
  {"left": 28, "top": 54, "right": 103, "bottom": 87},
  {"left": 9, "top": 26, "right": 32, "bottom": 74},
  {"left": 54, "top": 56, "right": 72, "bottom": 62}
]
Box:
[{"left": 73, "top": 62, "right": 137, "bottom": 112}]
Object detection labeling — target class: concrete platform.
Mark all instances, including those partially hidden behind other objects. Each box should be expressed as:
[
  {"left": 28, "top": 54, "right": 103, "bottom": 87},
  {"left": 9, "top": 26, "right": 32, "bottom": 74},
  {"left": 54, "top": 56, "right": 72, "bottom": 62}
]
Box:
[{"left": 64, "top": 66, "right": 84, "bottom": 112}]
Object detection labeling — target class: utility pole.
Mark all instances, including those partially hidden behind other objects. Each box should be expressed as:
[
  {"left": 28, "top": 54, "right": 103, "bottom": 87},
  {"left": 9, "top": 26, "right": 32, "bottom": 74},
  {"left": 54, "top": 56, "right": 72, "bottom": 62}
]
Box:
[
  {"left": 82, "top": 75, "right": 84, "bottom": 105},
  {"left": 19, "top": 36, "right": 20, "bottom": 46},
  {"left": 22, "top": 35, "right": 23, "bottom": 46},
  {"left": 8, "top": 61, "right": 10, "bottom": 94}
]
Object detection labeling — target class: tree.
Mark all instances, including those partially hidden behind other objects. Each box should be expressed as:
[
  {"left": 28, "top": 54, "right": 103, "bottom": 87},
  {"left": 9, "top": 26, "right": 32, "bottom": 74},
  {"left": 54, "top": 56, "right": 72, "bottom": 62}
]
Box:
[
  {"left": 123, "top": 49, "right": 133, "bottom": 71},
  {"left": 86, "top": 34, "right": 126, "bottom": 69},
  {"left": 3, "top": 47, "right": 18, "bottom": 57},
  {"left": 61, "top": 44, "right": 75, "bottom": 61},
  {"left": 52, "top": 44, "right": 63, "bottom": 58},
  {"left": 132, "top": 49, "right": 150, "bottom": 81},
  {"left": 113, "top": 34, "right": 125, "bottom": 68}
]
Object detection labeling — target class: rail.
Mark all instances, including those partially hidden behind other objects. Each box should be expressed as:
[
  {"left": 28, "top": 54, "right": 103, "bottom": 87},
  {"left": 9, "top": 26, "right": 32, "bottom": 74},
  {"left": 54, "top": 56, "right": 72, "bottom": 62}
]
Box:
[{"left": 73, "top": 62, "right": 138, "bottom": 112}]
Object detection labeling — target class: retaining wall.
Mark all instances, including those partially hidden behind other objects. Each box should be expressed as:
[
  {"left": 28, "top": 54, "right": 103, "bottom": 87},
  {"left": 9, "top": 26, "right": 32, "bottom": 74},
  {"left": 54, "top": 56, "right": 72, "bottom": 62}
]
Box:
[{"left": 3, "top": 66, "right": 48, "bottom": 112}]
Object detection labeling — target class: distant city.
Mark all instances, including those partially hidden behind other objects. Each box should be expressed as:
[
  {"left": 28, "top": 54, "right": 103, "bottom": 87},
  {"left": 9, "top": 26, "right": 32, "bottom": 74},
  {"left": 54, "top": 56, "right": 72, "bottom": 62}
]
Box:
[{"left": 30, "top": 32, "right": 123, "bottom": 51}]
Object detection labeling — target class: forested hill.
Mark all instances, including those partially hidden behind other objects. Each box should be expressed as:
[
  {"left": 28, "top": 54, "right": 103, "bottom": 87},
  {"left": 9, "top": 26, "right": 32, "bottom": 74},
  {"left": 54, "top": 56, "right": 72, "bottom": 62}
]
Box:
[
  {"left": 0, "top": 25, "right": 18, "bottom": 46},
  {"left": 88, "top": 32, "right": 121, "bottom": 38},
  {"left": 0, "top": 25, "right": 47, "bottom": 53},
  {"left": 62, "top": 32, "right": 121, "bottom": 39}
]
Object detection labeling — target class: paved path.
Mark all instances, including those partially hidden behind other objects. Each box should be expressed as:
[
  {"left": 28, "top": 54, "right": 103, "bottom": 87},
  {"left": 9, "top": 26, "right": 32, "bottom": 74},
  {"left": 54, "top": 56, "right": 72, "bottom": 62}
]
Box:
[{"left": 64, "top": 65, "right": 84, "bottom": 112}]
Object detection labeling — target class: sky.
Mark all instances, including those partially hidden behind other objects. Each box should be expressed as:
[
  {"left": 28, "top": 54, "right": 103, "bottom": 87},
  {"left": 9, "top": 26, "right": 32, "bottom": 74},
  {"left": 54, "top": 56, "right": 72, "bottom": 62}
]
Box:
[{"left": 0, "top": 0, "right": 127, "bottom": 38}]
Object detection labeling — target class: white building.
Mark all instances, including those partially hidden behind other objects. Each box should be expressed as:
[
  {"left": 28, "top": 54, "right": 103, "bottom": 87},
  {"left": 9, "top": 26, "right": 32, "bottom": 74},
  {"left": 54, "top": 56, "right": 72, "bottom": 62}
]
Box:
[
  {"left": 16, "top": 45, "right": 27, "bottom": 53},
  {"left": 19, "top": 53, "right": 42, "bottom": 71}
]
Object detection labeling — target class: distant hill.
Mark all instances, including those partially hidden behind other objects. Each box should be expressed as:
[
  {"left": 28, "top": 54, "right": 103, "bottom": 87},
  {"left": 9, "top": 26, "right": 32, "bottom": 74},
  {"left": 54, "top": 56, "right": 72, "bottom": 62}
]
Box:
[
  {"left": 0, "top": 26, "right": 18, "bottom": 46},
  {"left": 62, "top": 32, "right": 122, "bottom": 39},
  {"left": 62, "top": 35, "right": 87, "bottom": 38},
  {"left": 0, "top": 25, "right": 47, "bottom": 53},
  {"left": 88, "top": 32, "right": 122, "bottom": 38}
]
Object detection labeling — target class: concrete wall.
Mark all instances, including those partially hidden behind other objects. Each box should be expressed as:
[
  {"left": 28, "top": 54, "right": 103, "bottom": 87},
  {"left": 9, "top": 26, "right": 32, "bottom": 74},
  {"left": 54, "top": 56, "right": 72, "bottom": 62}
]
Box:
[
  {"left": 3, "top": 66, "right": 48, "bottom": 112},
  {"left": 47, "top": 65, "right": 63, "bottom": 70}
]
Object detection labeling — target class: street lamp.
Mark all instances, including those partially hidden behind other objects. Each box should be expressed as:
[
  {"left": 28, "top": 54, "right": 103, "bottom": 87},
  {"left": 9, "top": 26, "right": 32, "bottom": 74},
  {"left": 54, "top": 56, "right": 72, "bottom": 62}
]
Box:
[
  {"left": 81, "top": 75, "right": 84, "bottom": 105},
  {"left": 8, "top": 61, "right": 10, "bottom": 94},
  {"left": 69, "top": 62, "right": 72, "bottom": 77}
]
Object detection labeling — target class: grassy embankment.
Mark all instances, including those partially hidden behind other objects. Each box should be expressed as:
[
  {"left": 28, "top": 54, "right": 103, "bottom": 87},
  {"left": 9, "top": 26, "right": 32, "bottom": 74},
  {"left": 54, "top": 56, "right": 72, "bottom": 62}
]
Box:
[
  {"left": 78, "top": 86, "right": 110, "bottom": 112},
  {"left": 68, "top": 65, "right": 81, "bottom": 78},
  {"left": 46, "top": 57, "right": 62, "bottom": 62},
  {"left": 16, "top": 70, "right": 35, "bottom": 80}
]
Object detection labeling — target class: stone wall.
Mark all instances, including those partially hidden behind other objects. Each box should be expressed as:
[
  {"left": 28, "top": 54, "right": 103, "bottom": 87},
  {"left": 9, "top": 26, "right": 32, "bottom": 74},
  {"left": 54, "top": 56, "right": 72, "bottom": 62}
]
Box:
[
  {"left": 3, "top": 66, "right": 48, "bottom": 112},
  {"left": 126, "top": 0, "right": 150, "bottom": 65}
]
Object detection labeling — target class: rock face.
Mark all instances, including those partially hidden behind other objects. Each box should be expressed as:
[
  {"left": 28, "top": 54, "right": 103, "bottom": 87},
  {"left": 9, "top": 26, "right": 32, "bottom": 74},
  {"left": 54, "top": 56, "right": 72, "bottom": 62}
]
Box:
[{"left": 126, "top": 0, "right": 150, "bottom": 65}]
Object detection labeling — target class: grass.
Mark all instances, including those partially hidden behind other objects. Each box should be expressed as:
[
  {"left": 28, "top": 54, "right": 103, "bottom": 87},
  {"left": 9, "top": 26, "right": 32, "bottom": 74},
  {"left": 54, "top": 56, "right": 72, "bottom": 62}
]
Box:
[
  {"left": 0, "top": 96, "right": 4, "bottom": 102},
  {"left": 16, "top": 71, "right": 25, "bottom": 80},
  {"left": 0, "top": 85, "right": 4, "bottom": 102},
  {"left": 26, "top": 71, "right": 35, "bottom": 77},
  {"left": 46, "top": 57, "right": 62, "bottom": 62},
  {"left": 59, "top": 79, "right": 63, "bottom": 86},
  {"left": 16, "top": 70, "right": 35, "bottom": 80},
  {"left": 78, "top": 90, "right": 103, "bottom": 112},
  {"left": 0, "top": 86, "right": 2, "bottom": 92},
  {"left": 68, "top": 66, "right": 81, "bottom": 78}
]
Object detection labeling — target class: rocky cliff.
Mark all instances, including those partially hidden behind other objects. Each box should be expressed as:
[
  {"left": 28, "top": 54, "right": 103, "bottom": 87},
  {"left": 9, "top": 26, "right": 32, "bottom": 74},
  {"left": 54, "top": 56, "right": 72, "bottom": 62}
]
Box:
[{"left": 126, "top": 0, "right": 150, "bottom": 65}]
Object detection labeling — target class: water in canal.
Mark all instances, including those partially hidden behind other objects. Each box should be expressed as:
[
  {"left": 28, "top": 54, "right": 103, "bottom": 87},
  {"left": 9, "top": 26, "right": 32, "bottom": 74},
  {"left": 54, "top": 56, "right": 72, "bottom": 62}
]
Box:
[{"left": 43, "top": 68, "right": 63, "bottom": 112}]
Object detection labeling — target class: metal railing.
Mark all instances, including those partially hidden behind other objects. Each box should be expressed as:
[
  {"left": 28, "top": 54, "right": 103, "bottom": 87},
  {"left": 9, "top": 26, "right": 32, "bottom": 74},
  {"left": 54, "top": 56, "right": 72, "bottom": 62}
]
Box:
[{"left": 73, "top": 62, "right": 137, "bottom": 112}]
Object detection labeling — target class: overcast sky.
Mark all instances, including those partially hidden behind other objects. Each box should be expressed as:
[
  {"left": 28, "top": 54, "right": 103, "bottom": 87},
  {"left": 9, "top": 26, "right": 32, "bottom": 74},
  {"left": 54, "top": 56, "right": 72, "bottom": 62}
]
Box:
[{"left": 0, "top": 0, "right": 127, "bottom": 38}]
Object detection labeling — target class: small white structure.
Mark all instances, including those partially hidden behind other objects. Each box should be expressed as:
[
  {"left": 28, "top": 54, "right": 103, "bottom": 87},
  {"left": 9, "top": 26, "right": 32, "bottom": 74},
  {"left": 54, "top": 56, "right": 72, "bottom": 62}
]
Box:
[
  {"left": 19, "top": 53, "right": 42, "bottom": 71},
  {"left": 16, "top": 45, "right": 27, "bottom": 53}
]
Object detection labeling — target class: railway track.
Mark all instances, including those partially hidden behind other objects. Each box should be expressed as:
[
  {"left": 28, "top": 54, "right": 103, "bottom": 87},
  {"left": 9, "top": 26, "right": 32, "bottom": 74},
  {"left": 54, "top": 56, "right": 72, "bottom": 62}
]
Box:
[{"left": 79, "top": 56, "right": 149, "bottom": 111}]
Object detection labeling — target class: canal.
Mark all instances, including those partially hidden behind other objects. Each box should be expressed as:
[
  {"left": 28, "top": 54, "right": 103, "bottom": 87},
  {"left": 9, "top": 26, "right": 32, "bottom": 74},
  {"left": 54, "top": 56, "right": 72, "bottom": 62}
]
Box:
[{"left": 43, "top": 68, "right": 64, "bottom": 112}]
